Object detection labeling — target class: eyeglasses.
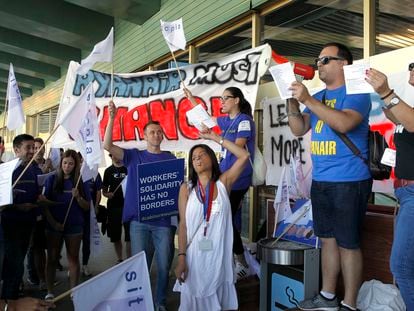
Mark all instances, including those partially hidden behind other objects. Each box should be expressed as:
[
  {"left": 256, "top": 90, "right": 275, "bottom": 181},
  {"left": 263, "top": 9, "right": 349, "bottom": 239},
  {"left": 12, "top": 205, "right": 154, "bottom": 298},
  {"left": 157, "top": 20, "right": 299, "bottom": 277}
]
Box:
[
  {"left": 314, "top": 56, "right": 344, "bottom": 66},
  {"left": 220, "top": 95, "right": 235, "bottom": 101},
  {"left": 409, "top": 63, "right": 414, "bottom": 71}
]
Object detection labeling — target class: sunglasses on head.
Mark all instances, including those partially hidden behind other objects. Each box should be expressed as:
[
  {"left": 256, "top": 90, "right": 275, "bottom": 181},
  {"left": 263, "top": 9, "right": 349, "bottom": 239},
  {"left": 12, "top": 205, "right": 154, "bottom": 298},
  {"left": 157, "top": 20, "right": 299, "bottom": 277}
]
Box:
[
  {"left": 409, "top": 63, "right": 414, "bottom": 71},
  {"left": 315, "top": 56, "right": 344, "bottom": 66}
]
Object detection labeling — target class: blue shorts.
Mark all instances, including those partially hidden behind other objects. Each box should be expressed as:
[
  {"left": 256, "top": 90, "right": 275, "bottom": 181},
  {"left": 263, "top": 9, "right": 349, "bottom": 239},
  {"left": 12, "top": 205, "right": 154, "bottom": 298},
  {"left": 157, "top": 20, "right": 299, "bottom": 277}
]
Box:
[{"left": 310, "top": 179, "right": 372, "bottom": 249}]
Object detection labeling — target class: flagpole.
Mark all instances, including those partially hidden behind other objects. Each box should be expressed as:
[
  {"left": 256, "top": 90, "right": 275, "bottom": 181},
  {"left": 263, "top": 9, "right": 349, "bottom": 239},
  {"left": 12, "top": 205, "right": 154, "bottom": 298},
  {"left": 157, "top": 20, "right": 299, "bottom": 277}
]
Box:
[
  {"left": 169, "top": 50, "right": 186, "bottom": 88},
  {"left": 2, "top": 81, "right": 9, "bottom": 144},
  {"left": 53, "top": 288, "right": 73, "bottom": 303},
  {"left": 12, "top": 125, "right": 60, "bottom": 189},
  {"left": 110, "top": 63, "right": 114, "bottom": 100},
  {"left": 271, "top": 204, "right": 310, "bottom": 246},
  {"left": 111, "top": 177, "right": 125, "bottom": 195},
  {"left": 62, "top": 174, "right": 82, "bottom": 227}
]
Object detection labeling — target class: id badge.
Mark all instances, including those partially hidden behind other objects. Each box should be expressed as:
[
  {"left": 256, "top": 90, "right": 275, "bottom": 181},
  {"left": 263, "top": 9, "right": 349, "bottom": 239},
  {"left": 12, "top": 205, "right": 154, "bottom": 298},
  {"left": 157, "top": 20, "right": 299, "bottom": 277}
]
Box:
[
  {"left": 198, "top": 238, "right": 213, "bottom": 251},
  {"left": 380, "top": 148, "right": 396, "bottom": 167}
]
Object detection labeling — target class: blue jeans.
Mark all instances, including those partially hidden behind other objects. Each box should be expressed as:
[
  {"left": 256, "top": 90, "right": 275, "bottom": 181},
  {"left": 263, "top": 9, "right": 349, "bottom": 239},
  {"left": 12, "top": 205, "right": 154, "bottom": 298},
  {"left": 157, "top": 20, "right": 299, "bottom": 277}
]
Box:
[
  {"left": 391, "top": 184, "right": 414, "bottom": 310},
  {"left": 130, "top": 221, "right": 175, "bottom": 307}
]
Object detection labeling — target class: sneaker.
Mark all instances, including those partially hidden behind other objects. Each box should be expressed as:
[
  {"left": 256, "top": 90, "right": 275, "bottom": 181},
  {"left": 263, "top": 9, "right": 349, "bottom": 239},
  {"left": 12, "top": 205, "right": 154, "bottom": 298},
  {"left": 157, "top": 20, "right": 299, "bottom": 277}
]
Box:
[
  {"left": 339, "top": 302, "right": 358, "bottom": 311},
  {"left": 235, "top": 261, "right": 249, "bottom": 280},
  {"left": 82, "top": 265, "right": 92, "bottom": 277},
  {"left": 298, "top": 293, "right": 339, "bottom": 310},
  {"left": 45, "top": 293, "right": 55, "bottom": 301}
]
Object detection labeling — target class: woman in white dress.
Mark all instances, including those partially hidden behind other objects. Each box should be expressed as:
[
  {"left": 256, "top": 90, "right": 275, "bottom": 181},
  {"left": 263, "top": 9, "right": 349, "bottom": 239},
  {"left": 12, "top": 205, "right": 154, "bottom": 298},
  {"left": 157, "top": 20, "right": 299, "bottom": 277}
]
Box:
[{"left": 174, "top": 128, "right": 249, "bottom": 311}]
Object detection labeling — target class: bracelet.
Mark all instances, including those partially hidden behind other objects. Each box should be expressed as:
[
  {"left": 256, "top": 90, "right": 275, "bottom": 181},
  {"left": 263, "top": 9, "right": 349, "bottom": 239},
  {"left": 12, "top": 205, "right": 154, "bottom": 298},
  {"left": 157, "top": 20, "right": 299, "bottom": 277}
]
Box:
[
  {"left": 178, "top": 253, "right": 186, "bottom": 257},
  {"left": 380, "top": 89, "right": 394, "bottom": 100},
  {"left": 287, "top": 112, "right": 301, "bottom": 118},
  {"left": 218, "top": 138, "right": 224, "bottom": 145}
]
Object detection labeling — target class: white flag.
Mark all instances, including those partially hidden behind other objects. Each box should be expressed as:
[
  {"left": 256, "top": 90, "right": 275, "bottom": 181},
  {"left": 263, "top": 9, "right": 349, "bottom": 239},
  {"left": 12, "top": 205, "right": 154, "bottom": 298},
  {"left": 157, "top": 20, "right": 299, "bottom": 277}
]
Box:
[
  {"left": 6, "top": 63, "right": 25, "bottom": 130},
  {"left": 77, "top": 27, "right": 114, "bottom": 75},
  {"left": 78, "top": 88, "right": 103, "bottom": 170},
  {"left": 89, "top": 200, "right": 102, "bottom": 257},
  {"left": 284, "top": 199, "right": 312, "bottom": 225},
  {"left": 59, "top": 84, "right": 90, "bottom": 155},
  {"left": 81, "top": 162, "right": 98, "bottom": 183},
  {"left": 72, "top": 251, "right": 153, "bottom": 311},
  {"left": 274, "top": 167, "right": 291, "bottom": 229},
  {"left": 160, "top": 18, "right": 187, "bottom": 52}
]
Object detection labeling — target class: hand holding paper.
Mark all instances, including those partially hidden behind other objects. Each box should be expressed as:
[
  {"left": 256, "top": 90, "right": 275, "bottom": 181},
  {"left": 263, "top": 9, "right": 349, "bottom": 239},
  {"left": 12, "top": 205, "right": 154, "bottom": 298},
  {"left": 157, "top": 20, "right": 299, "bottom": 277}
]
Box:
[
  {"left": 186, "top": 105, "right": 216, "bottom": 131},
  {"left": 269, "top": 62, "right": 297, "bottom": 99},
  {"left": 344, "top": 62, "right": 375, "bottom": 94}
]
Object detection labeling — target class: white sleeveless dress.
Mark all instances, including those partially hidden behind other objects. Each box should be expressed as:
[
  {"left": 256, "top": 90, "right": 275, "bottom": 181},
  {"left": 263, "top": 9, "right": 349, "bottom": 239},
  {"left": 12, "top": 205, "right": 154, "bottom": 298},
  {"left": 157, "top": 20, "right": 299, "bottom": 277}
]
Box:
[{"left": 174, "top": 180, "right": 238, "bottom": 311}]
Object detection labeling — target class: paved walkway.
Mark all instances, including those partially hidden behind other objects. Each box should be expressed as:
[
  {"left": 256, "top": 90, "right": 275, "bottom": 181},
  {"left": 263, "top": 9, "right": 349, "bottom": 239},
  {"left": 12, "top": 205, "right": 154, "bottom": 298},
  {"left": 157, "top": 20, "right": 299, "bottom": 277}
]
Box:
[{"left": 22, "top": 231, "right": 259, "bottom": 310}]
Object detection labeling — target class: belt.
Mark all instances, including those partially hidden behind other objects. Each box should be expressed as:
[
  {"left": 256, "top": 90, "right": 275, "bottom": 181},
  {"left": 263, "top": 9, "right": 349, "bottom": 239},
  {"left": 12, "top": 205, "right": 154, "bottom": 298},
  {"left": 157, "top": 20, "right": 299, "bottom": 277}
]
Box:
[{"left": 394, "top": 178, "right": 414, "bottom": 189}]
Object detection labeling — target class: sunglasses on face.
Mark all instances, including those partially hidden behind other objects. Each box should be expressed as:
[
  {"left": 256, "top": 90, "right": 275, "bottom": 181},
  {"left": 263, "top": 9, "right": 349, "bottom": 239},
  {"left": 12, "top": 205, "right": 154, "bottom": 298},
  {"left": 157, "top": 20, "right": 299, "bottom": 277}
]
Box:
[
  {"left": 314, "top": 56, "right": 344, "bottom": 66},
  {"left": 220, "top": 95, "right": 235, "bottom": 101},
  {"left": 409, "top": 63, "right": 414, "bottom": 71}
]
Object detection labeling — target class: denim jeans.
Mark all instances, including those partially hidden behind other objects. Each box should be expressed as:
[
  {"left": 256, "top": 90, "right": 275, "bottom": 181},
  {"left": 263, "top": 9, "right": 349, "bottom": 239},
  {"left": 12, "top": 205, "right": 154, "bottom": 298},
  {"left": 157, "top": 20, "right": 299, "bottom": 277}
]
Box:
[
  {"left": 391, "top": 184, "right": 414, "bottom": 310},
  {"left": 1, "top": 221, "right": 34, "bottom": 299},
  {"left": 311, "top": 179, "right": 372, "bottom": 249},
  {"left": 130, "top": 221, "right": 175, "bottom": 307}
]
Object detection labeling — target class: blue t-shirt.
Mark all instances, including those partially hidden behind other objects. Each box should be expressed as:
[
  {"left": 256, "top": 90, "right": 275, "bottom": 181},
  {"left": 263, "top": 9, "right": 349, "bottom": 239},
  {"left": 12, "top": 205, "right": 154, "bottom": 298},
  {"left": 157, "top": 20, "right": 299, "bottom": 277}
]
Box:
[
  {"left": 44, "top": 174, "right": 91, "bottom": 226},
  {"left": 122, "top": 149, "right": 176, "bottom": 226},
  {"left": 2, "top": 162, "right": 41, "bottom": 223},
  {"left": 304, "top": 85, "right": 371, "bottom": 182},
  {"left": 217, "top": 113, "right": 255, "bottom": 190}
]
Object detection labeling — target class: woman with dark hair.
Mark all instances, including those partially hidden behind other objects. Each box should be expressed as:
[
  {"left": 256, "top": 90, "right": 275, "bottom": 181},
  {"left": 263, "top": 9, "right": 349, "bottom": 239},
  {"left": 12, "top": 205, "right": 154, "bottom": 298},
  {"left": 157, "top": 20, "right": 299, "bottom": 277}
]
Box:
[
  {"left": 40, "top": 149, "right": 90, "bottom": 300},
  {"left": 184, "top": 87, "right": 256, "bottom": 279},
  {"left": 174, "top": 127, "right": 249, "bottom": 311},
  {"left": 216, "top": 87, "right": 255, "bottom": 278}
]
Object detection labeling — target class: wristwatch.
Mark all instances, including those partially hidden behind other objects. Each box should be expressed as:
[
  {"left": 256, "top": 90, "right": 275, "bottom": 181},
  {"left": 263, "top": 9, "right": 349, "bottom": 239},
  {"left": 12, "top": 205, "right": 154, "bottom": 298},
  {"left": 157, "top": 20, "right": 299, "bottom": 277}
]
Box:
[{"left": 384, "top": 95, "right": 400, "bottom": 110}]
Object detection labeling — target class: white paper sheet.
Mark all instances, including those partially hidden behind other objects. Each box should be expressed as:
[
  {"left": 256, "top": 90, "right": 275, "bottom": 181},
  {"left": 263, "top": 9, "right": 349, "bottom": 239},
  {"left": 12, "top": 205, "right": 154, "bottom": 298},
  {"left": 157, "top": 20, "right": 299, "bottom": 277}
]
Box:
[
  {"left": 269, "top": 63, "right": 297, "bottom": 100},
  {"left": 0, "top": 158, "right": 21, "bottom": 207},
  {"left": 344, "top": 62, "right": 375, "bottom": 94},
  {"left": 186, "top": 104, "right": 216, "bottom": 130}
]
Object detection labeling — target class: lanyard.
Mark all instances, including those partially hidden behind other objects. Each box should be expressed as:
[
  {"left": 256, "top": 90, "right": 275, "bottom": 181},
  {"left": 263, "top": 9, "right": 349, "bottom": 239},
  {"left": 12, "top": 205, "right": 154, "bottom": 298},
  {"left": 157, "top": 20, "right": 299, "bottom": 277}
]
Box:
[{"left": 196, "top": 179, "right": 215, "bottom": 236}]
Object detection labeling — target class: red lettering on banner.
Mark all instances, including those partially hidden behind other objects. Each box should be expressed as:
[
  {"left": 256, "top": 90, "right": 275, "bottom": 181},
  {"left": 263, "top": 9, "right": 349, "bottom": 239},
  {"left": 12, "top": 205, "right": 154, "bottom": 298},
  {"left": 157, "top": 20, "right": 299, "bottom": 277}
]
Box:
[
  {"left": 123, "top": 105, "right": 150, "bottom": 141},
  {"left": 98, "top": 96, "right": 232, "bottom": 142},
  {"left": 149, "top": 99, "right": 178, "bottom": 140}
]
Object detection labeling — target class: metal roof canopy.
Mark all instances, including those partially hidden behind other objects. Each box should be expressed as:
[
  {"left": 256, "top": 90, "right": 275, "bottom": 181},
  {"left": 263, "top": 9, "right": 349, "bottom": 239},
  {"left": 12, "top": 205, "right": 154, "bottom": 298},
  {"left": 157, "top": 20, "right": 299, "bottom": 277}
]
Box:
[{"left": 0, "top": 0, "right": 161, "bottom": 112}]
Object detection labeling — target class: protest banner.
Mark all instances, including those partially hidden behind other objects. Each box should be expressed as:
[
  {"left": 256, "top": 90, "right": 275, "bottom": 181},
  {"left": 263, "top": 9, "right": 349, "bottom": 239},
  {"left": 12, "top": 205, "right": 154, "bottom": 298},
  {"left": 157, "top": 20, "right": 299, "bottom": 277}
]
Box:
[
  {"left": 52, "top": 44, "right": 271, "bottom": 151},
  {"left": 262, "top": 96, "right": 312, "bottom": 186},
  {"left": 137, "top": 158, "right": 184, "bottom": 222}
]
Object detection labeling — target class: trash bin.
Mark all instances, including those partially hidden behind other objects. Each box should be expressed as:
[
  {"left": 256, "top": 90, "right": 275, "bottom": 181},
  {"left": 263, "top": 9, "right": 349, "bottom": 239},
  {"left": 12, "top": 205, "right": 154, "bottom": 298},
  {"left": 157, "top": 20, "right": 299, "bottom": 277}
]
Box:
[{"left": 257, "top": 238, "right": 320, "bottom": 311}]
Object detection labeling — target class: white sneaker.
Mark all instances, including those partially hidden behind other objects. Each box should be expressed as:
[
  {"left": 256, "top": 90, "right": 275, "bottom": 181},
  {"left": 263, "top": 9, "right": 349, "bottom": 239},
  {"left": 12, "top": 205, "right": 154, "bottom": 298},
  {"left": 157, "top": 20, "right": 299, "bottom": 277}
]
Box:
[
  {"left": 235, "top": 261, "right": 249, "bottom": 281},
  {"left": 45, "top": 293, "right": 55, "bottom": 301},
  {"left": 82, "top": 265, "right": 92, "bottom": 277}
]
